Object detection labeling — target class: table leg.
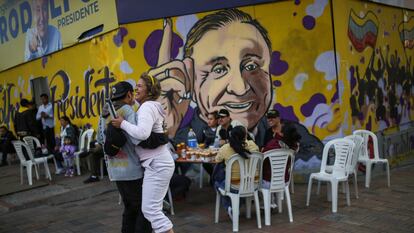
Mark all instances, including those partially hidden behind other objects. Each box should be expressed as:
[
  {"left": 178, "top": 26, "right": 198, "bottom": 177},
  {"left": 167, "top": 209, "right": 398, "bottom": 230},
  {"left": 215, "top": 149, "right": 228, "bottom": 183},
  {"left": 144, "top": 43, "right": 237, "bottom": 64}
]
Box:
[{"left": 199, "top": 163, "right": 203, "bottom": 189}]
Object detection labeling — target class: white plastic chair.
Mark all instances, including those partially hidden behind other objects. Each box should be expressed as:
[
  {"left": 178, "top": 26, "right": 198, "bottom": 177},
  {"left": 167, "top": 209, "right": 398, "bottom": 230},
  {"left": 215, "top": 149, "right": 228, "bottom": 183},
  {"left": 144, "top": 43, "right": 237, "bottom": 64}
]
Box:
[
  {"left": 214, "top": 152, "right": 263, "bottom": 232},
  {"left": 317, "top": 135, "right": 363, "bottom": 199},
  {"left": 353, "top": 130, "right": 390, "bottom": 188},
  {"left": 12, "top": 141, "right": 52, "bottom": 185},
  {"left": 22, "top": 136, "right": 58, "bottom": 172},
  {"left": 74, "top": 129, "right": 94, "bottom": 175},
  {"left": 306, "top": 138, "right": 355, "bottom": 213},
  {"left": 260, "top": 149, "right": 294, "bottom": 226}
]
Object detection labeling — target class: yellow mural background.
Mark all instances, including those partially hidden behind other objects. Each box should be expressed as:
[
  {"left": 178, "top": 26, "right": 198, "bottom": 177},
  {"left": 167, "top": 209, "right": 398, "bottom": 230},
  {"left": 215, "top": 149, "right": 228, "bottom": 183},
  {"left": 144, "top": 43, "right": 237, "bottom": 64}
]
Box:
[
  {"left": 333, "top": 0, "right": 413, "bottom": 135},
  {"left": 0, "top": 29, "right": 125, "bottom": 131},
  {"left": 0, "top": 0, "right": 412, "bottom": 140},
  {"left": 122, "top": 1, "right": 337, "bottom": 141}
]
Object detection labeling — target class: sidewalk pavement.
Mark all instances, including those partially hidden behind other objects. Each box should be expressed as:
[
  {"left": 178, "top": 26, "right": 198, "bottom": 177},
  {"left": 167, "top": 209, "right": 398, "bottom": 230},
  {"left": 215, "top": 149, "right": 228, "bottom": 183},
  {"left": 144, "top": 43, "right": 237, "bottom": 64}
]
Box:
[{"left": 1, "top": 160, "right": 414, "bottom": 233}]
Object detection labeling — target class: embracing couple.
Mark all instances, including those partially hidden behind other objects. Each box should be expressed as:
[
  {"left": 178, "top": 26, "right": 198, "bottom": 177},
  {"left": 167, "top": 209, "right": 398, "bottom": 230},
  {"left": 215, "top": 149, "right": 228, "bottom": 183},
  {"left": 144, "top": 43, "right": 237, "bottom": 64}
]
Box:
[{"left": 103, "top": 74, "right": 175, "bottom": 233}]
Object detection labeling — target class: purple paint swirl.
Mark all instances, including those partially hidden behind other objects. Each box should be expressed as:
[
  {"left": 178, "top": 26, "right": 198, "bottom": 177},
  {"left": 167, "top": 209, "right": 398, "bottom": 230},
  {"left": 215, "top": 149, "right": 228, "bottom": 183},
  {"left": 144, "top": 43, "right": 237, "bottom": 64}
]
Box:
[
  {"left": 41, "top": 56, "right": 48, "bottom": 69},
  {"left": 113, "top": 27, "right": 129, "bottom": 47},
  {"left": 179, "top": 107, "right": 195, "bottom": 128},
  {"left": 128, "top": 39, "right": 136, "bottom": 49},
  {"left": 269, "top": 51, "right": 289, "bottom": 76},
  {"left": 273, "top": 80, "right": 282, "bottom": 87},
  {"left": 143, "top": 30, "right": 184, "bottom": 67},
  {"left": 303, "top": 15, "right": 316, "bottom": 30},
  {"left": 300, "top": 93, "right": 327, "bottom": 117},
  {"left": 274, "top": 104, "right": 299, "bottom": 122}
]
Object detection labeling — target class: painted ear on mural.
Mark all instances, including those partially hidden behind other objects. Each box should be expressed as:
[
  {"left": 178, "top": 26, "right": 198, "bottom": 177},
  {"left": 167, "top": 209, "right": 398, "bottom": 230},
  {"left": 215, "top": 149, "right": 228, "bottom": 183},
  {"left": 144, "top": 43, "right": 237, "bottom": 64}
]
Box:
[{"left": 147, "top": 18, "right": 194, "bottom": 138}]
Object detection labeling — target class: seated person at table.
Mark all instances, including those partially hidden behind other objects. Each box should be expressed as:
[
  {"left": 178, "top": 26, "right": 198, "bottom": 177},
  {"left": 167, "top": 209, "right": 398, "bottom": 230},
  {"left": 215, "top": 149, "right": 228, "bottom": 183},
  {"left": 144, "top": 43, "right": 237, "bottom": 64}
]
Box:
[
  {"left": 262, "top": 109, "right": 282, "bottom": 147},
  {"left": 200, "top": 111, "right": 219, "bottom": 147},
  {"left": 215, "top": 109, "right": 244, "bottom": 147},
  {"left": 214, "top": 125, "right": 259, "bottom": 218},
  {"left": 0, "top": 125, "right": 16, "bottom": 166},
  {"left": 200, "top": 111, "right": 219, "bottom": 177},
  {"left": 262, "top": 122, "right": 301, "bottom": 188}
]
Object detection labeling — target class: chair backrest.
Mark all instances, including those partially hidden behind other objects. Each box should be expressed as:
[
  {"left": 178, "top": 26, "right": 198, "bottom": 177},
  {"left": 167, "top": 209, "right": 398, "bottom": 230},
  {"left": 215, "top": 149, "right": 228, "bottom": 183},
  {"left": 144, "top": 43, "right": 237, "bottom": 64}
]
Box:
[
  {"left": 344, "top": 135, "right": 364, "bottom": 172},
  {"left": 78, "top": 128, "right": 84, "bottom": 148},
  {"left": 12, "top": 140, "right": 35, "bottom": 163},
  {"left": 22, "top": 136, "right": 41, "bottom": 154},
  {"left": 320, "top": 138, "right": 354, "bottom": 177},
  {"left": 353, "top": 129, "right": 380, "bottom": 160},
  {"left": 263, "top": 149, "right": 294, "bottom": 192},
  {"left": 224, "top": 152, "right": 263, "bottom": 196},
  {"left": 79, "top": 129, "right": 94, "bottom": 151}
]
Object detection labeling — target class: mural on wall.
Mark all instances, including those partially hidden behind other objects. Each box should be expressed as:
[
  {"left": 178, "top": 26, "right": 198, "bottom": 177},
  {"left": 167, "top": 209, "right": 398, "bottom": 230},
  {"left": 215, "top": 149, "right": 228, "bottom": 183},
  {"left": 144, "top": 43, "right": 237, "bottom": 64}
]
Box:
[
  {"left": 120, "top": 0, "right": 342, "bottom": 168},
  {"left": 8, "top": 1, "right": 413, "bottom": 169},
  {"left": 334, "top": 0, "right": 413, "bottom": 136},
  {"left": 0, "top": 30, "right": 127, "bottom": 129}
]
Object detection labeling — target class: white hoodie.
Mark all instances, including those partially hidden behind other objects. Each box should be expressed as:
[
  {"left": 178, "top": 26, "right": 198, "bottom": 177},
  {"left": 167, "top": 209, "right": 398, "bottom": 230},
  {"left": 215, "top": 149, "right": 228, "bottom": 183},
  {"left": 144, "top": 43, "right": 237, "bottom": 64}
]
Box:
[{"left": 120, "top": 101, "right": 169, "bottom": 161}]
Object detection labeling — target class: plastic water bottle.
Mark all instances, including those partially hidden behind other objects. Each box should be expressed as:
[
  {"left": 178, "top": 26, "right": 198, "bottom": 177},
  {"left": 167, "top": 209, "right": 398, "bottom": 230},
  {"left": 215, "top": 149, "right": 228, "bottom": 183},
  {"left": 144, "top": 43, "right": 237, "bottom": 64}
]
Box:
[{"left": 187, "top": 128, "right": 198, "bottom": 148}]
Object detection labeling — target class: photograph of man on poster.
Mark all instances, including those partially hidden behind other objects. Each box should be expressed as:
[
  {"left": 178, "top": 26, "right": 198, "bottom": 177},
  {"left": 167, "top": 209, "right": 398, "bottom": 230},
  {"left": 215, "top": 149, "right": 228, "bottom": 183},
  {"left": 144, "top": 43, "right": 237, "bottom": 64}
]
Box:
[{"left": 24, "top": 0, "right": 62, "bottom": 61}]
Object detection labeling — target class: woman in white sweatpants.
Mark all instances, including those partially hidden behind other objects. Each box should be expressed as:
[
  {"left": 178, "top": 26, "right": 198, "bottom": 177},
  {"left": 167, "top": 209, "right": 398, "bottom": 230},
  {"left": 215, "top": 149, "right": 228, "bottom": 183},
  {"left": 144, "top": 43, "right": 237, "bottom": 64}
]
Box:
[{"left": 112, "top": 74, "right": 175, "bottom": 233}]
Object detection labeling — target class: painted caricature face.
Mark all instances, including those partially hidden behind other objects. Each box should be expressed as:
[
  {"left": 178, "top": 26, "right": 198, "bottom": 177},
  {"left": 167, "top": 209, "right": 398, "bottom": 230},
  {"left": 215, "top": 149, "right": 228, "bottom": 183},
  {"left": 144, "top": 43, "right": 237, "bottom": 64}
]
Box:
[
  {"left": 33, "top": 0, "right": 49, "bottom": 39},
  {"left": 135, "top": 78, "right": 148, "bottom": 102},
  {"left": 191, "top": 22, "right": 272, "bottom": 130}
]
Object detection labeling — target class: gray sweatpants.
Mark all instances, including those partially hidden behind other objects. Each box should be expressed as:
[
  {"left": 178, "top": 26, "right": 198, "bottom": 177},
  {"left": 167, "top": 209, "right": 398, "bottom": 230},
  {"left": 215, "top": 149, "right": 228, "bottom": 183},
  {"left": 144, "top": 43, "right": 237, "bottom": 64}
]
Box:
[{"left": 141, "top": 152, "right": 175, "bottom": 233}]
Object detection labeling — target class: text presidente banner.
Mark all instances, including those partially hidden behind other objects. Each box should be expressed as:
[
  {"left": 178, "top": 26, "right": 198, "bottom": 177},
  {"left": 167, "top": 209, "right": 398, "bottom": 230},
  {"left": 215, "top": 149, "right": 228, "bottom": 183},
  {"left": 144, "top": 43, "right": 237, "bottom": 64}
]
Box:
[{"left": 0, "top": 0, "right": 118, "bottom": 71}]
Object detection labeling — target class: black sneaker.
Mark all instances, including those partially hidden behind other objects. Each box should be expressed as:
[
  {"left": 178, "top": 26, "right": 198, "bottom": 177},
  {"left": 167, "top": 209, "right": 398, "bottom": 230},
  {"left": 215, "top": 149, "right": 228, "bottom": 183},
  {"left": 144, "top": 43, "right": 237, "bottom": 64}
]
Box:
[{"left": 83, "top": 176, "right": 100, "bottom": 184}]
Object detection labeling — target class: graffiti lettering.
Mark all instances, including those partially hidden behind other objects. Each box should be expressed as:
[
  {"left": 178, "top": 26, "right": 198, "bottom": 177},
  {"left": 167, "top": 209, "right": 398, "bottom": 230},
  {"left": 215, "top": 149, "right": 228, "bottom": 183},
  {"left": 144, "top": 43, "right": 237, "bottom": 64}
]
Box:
[
  {"left": 51, "top": 66, "right": 115, "bottom": 120},
  {"left": 0, "top": 84, "right": 16, "bottom": 128}
]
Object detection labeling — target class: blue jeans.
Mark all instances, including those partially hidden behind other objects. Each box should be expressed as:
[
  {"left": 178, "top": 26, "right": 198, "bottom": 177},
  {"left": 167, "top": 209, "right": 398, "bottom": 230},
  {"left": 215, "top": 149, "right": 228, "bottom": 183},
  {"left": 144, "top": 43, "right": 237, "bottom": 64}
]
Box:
[{"left": 214, "top": 180, "right": 241, "bottom": 210}]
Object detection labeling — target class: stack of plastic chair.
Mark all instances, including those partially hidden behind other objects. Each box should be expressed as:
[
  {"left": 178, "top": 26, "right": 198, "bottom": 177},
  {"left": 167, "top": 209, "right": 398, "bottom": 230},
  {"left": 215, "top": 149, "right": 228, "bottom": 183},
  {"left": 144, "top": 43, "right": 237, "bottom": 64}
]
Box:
[
  {"left": 214, "top": 152, "right": 263, "bottom": 232},
  {"left": 260, "top": 149, "right": 294, "bottom": 225},
  {"left": 306, "top": 138, "right": 355, "bottom": 213},
  {"left": 353, "top": 129, "right": 390, "bottom": 188},
  {"left": 12, "top": 141, "right": 52, "bottom": 185},
  {"left": 23, "top": 136, "right": 58, "bottom": 173},
  {"left": 74, "top": 129, "right": 94, "bottom": 175}
]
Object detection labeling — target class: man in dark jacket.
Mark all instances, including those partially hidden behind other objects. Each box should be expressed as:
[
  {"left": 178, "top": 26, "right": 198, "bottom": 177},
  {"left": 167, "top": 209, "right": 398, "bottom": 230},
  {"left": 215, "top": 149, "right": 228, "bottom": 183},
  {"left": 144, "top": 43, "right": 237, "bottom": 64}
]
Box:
[
  {"left": 13, "top": 99, "right": 42, "bottom": 139},
  {"left": 0, "top": 125, "right": 16, "bottom": 166}
]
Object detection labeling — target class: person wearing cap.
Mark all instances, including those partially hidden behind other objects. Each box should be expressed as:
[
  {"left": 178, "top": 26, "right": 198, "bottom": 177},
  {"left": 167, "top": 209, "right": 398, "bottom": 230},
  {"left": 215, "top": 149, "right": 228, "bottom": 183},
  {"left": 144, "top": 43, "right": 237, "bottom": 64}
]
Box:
[
  {"left": 216, "top": 109, "right": 250, "bottom": 147},
  {"left": 263, "top": 109, "right": 282, "bottom": 148},
  {"left": 112, "top": 73, "right": 175, "bottom": 233},
  {"left": 104, "top": 81, "right": 152, "bottom": 233},
  {"left": 14, "top": 99, "right": 41, "bottom": 139}
]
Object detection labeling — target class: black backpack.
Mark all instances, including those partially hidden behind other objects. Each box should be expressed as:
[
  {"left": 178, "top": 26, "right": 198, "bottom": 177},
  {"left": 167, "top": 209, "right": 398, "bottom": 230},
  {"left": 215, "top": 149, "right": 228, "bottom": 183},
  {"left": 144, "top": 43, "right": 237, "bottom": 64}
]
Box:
[{"left": 104, "top": 123, "right": 127, "bottom": 157}]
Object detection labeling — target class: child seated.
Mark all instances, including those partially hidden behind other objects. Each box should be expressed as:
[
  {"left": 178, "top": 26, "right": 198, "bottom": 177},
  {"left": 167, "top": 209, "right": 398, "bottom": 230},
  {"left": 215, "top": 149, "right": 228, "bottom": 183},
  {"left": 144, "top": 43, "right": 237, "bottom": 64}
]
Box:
[{"left": 60, "top": 136, "right": 76, "bottom": 177}]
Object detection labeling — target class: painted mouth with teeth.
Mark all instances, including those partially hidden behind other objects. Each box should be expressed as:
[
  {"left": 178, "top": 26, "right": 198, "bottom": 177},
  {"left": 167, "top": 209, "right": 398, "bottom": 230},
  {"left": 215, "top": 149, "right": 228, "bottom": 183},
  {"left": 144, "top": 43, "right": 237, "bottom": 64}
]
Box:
[{"left": 223, "top": 101, "right": 253, "bottom": 113}]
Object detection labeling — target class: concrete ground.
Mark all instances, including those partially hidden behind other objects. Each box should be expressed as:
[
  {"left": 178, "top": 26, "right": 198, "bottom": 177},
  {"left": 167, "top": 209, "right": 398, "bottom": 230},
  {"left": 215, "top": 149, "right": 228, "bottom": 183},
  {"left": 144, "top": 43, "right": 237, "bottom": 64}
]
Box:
[{"left": 0, "top": 160, "right": 413, "bottom": 233}]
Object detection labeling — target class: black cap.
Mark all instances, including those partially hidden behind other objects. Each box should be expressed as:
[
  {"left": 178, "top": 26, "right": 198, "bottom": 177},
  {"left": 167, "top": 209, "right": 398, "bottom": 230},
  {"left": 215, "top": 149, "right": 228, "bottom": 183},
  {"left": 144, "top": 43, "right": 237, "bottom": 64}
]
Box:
[
  {"left": 266, "top": 109, "right": 280, "bottom": 118},
  {"left": 218, "top": 109, "right": 230, "bottom": 118},
  {"left": 111, "top": 81, "right": 133, "bottom": 100},
  {"left": 20, "top": 99, "right": 30, "bottom": 107}
]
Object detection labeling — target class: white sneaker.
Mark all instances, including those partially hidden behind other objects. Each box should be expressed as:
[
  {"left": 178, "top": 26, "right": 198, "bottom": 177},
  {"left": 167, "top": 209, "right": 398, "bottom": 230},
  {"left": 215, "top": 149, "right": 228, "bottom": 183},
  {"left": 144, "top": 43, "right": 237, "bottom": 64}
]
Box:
[
  {"left": 270, "top": 203, "right": 278, "bottom": 209},
  {"left": 55, "top": 168, "right": 65, "bottom": 175},
  {"left": 227, "top": 207, "right": 233, "bottom": 220}
]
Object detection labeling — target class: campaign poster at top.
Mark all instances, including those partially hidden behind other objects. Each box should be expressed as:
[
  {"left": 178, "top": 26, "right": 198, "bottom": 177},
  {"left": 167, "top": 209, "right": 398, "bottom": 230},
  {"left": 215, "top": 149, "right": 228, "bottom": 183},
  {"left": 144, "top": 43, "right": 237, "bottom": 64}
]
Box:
[{"left": 0, "top": 0, "right": 118, "bottom": 71}]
